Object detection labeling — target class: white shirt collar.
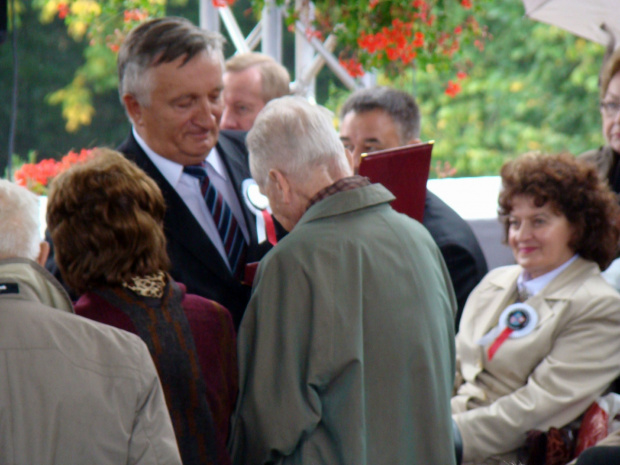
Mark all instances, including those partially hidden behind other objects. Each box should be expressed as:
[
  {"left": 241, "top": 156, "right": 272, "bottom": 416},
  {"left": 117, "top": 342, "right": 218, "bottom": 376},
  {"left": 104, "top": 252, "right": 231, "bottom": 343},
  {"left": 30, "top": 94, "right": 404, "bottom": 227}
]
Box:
[
  {"left": 517, "top": 254, "right": 579, "bottom": 297},
  {"left": 132, "top": 127, "right": 223, "bottom": 185},
  {"left": 205, "top": 146, "right": 228, "bottom": 181}
]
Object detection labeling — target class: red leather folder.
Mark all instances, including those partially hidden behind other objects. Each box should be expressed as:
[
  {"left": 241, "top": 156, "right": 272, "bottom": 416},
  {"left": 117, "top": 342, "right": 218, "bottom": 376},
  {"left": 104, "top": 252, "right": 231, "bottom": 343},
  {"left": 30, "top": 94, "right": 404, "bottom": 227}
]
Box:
[{"left": 358, "top": 141, "right": 433, "bottom": 222}]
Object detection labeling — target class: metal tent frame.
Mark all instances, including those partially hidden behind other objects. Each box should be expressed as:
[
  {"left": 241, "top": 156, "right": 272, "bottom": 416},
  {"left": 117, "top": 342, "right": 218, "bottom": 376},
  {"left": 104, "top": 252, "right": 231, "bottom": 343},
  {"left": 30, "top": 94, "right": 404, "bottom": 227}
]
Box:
[{"left": 199, "top": 0, "right": 374, "bottom": 100}]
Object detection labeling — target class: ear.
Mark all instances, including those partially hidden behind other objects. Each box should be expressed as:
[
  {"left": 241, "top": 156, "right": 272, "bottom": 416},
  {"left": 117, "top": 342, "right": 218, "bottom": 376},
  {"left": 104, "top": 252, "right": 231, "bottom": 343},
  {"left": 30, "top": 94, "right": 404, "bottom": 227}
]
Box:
[
  {"left": 122, "top": 94, "right": 143, "bottom": 126},
  {"left": 37, "top": 241, "right": 50, "bottom": 267},
  {"left": 268, "top": 169, "right": 292, "bottom": 203}
]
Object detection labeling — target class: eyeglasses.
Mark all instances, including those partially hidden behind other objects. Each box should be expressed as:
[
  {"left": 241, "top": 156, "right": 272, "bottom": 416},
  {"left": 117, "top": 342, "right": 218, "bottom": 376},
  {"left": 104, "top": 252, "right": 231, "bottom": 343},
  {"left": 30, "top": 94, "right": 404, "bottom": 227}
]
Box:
[{"left": 600, "top": 101, "right": 620, "bottom": 117}]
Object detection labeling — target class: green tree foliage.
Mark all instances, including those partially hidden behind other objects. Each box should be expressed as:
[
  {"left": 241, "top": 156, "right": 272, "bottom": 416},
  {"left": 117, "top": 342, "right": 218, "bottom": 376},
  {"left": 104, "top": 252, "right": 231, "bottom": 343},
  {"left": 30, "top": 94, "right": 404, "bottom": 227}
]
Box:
[
  {"left": 1, "top": 0, "right": 608, "bottom": 179},
  {"left": 0, "top": 4, "right": 130, "bottom": 177},
  {"left": 328, "top": 2, "right": 606, "bottom": 177},
  {"left": 396, "top": 1, "right": 605, "bottom": 176}
]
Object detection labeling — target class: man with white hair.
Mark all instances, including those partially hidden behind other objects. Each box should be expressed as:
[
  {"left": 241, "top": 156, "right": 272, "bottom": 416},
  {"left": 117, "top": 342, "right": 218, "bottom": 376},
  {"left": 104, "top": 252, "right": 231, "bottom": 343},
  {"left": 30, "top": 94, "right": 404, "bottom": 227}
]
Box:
[
  {"left": 229, "top": 97, "right": 457, "bottom": 465},
  {"left": 0, "top": 179, "right": 181, "bottom": 465}
]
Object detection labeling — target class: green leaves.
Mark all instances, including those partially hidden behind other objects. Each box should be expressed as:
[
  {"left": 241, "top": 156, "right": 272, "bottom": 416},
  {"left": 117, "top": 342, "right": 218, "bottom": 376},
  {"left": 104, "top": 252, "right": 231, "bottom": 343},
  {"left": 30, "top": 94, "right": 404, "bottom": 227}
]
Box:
[{"left": 31, "top": 0, "right": 164, "bottom": 131}]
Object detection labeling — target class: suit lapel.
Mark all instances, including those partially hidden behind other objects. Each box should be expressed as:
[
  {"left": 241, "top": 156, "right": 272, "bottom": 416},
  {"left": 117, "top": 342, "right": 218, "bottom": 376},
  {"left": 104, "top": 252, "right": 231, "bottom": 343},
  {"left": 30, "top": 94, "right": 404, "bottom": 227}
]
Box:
[
  {"left": 216, "top": 133, "right": 258, "bottom": 245},
  {"left": 120, "top": 134, "right": 233, "bottom": 280}
]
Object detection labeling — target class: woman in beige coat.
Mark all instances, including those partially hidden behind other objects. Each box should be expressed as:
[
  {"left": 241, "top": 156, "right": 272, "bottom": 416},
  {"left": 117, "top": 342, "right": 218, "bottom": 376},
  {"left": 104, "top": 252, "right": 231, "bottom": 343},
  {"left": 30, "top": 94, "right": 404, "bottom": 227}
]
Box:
[{"left": 453, "top": 152, "right": 620, "bottom": 464}]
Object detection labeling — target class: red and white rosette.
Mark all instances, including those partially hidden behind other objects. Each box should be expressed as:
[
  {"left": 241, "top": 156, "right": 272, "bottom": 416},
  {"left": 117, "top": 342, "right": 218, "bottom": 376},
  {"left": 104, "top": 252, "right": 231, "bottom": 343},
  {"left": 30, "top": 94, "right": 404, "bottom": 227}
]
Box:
[
  {"left": 242, "top": 178, "right": 277, "bottom": 246},
  {"left": 477, "top": 303, "right": 538, "bottom": 361}
]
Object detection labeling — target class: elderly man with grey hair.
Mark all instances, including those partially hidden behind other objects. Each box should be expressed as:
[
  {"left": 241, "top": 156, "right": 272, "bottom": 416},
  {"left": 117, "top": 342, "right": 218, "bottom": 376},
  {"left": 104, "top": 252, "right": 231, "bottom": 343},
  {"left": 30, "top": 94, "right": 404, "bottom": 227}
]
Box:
[
  {"left": 0, "top": 179, "right": 181, "bottom": 465},
  {"left": 229, "top": 96, "right": 457, "bottom": 465}
]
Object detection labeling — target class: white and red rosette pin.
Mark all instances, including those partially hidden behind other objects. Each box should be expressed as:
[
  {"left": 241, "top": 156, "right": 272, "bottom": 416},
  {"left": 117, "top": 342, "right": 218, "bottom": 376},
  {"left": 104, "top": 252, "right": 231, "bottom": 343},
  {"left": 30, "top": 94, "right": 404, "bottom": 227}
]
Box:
[
  {"left": 477, "top": 303, "right": 538, "bottom": 361},
  {"left": 242, "top": 178, "right": 277, "bottom": 246}
]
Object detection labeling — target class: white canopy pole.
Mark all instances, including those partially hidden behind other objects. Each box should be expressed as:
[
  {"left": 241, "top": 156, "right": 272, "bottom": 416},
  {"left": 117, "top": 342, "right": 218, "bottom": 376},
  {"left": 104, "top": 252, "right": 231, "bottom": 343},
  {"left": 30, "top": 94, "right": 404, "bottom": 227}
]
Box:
[
  {"left": 199, "top": 0, "right": 219, "bottom": 32},
  {"left": 261, "top": 0, "right": 283, "bottom": 62}
]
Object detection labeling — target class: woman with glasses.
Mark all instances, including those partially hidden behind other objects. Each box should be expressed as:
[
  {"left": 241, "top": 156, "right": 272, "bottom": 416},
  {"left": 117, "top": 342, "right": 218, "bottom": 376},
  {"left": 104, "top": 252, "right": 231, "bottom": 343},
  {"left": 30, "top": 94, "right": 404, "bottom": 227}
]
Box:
[
  {"left": 580, "top": 48, "right": 620, "bottom": 193},
  {"left": 580, "top": 49, "right": 620, "bottom": 292}
]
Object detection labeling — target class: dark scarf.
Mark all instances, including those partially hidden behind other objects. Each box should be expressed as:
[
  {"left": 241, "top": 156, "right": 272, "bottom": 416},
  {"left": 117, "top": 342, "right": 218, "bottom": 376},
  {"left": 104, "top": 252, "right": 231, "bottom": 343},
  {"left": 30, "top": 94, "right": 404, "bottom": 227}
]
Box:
[{"left": 94, "top": 278, "right": 218, "bottom": 465}]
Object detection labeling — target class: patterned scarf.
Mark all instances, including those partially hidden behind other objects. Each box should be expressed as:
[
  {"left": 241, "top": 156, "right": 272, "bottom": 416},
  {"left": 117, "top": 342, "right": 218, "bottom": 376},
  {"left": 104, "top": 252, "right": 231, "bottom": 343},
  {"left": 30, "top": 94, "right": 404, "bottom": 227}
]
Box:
[
  {"left": 122, "top": 271, "right": 166, "bottom": 298},
  {"left": 95, "top": 276, "right": 218, "bottom": 465}
]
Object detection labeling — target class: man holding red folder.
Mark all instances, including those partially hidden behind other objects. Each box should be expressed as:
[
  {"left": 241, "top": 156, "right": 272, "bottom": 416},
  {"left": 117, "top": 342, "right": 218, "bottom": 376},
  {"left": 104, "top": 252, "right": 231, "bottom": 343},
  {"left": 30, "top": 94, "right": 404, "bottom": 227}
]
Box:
[{"left": 339, "top": 86, "right": 488, "bottom": 328}]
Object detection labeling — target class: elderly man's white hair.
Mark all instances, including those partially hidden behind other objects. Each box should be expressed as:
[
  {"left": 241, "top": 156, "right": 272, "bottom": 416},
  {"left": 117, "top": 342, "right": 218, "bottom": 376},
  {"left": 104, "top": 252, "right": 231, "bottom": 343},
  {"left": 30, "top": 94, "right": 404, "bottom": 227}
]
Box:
[
  {"left": 247, "top": 96, "right": 349, "bottom": 187},
  {"left": 0, "top": 179, "right": 42, "bottom": 261}
]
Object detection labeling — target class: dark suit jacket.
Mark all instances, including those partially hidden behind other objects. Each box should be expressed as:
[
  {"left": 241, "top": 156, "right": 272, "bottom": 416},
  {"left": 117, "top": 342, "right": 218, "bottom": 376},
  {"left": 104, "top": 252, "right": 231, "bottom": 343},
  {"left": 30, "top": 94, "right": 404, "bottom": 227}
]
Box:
[
  {"left": 119, "top": 130, "right": 272, "bottom": 328},
  {"left": 423, "top": 191, "right": 488, "bottom": 329}
]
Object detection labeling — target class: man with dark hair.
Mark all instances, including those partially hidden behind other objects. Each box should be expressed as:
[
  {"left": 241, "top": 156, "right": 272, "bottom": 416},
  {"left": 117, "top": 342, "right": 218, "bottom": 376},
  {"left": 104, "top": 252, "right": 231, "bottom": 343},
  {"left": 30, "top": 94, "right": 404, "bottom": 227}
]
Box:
[
  {"left": 339, "top": 86, "right": 488, "bottom": 327},
  {"left": 45, "top": 17, "right": 271, "bottom": 329},
  {"left": 221, "top": 52, "right": 291, "bottom": 131}
]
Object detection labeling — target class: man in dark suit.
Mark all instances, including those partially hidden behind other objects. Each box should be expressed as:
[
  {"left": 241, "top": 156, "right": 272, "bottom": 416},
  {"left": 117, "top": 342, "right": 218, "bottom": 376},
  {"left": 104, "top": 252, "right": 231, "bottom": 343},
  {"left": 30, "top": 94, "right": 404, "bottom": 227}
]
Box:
[
  {"left": 339, "top": 87, "right": 488, "bottom": 328},
  {"left": 114, "top": 17, "right": 272, "bottom": 327}
]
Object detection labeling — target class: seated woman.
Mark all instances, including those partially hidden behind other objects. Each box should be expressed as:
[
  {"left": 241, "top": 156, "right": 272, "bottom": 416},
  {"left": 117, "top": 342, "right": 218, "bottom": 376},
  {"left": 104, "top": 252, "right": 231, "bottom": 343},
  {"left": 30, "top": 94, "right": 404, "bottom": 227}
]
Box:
[
  {"left": 46, "top": 148, "right": 237, "bottom": 465},
  {"left": 452, "top": 152, "right": 620, "bottom": 464}
]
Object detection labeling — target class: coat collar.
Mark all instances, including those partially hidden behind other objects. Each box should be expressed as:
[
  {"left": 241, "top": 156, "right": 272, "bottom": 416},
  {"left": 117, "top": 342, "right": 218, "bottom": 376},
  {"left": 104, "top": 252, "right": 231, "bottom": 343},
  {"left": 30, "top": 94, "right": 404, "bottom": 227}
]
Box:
[
  {"left": 0, "top": 258, "right": 74, "bottom": 314},
  {"left": 475, "top": 257, "right": 599, "bottom": 339},
  {"left": 296, "top": 183, "right": 396, "bottom": 229},
  {"left": 487, "top": 257, "right": 598, "bottom": 300}
]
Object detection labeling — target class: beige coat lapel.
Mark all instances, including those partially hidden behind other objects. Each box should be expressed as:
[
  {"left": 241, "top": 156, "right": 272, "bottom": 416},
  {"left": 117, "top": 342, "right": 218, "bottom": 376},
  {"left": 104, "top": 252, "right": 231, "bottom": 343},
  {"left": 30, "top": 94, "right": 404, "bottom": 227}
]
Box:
[
  {"left": 529, "top": 258, "right": 598, "bottom": 326},
  {"left": 473, "top": 267, "right": 521, "bottom": 341}
]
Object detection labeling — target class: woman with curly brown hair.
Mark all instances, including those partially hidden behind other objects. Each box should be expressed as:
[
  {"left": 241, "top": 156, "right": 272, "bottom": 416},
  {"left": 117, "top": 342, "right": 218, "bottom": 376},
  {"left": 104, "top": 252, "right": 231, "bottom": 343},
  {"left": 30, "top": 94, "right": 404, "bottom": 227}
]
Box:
[
  {"left": 46, "top": 148, "right": 237, "bottom": 465},
  {"left": 452, "top": 152, "right": 620, "bottom": 464}
]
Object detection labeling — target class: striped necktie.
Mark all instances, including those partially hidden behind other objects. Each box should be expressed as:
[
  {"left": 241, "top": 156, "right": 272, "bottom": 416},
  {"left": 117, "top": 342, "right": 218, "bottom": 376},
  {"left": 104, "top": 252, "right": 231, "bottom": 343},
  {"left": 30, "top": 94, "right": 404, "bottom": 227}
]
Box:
[{"left": 184, "top": 164, "right": 247, "bottom": 277}]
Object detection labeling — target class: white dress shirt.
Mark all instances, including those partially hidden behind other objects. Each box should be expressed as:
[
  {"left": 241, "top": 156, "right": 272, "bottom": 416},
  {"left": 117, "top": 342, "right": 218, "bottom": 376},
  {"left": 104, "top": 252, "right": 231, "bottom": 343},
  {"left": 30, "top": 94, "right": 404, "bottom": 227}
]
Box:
[{"left": 517, "top": 254, "right": 579, "bottom": 298}]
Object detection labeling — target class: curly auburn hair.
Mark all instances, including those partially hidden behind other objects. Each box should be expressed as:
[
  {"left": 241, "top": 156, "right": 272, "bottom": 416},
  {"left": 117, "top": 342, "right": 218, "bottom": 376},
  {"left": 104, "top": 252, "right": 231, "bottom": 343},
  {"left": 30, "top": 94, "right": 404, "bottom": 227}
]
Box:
[
  {"left": 499, "top": 152, "right": 620, "bottom": 270},
  {"left": 46, "top": 148, "right": 170, "bottom": 294}
]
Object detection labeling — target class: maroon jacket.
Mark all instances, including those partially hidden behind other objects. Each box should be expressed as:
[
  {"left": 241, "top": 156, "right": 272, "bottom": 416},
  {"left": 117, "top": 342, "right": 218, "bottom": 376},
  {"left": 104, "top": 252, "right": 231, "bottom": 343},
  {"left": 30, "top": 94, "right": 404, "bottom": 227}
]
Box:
[{"left": 74, "top": 282, "right": 237, "bottom": 465}]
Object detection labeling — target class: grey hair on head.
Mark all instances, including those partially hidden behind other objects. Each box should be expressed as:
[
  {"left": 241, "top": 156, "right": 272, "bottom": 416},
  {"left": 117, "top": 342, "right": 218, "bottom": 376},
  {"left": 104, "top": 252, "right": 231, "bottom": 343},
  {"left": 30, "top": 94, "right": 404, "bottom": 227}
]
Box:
[
  {"left": 117, "top": 16, "right": 225, "bottom": 107},
  {"left": 0, "top": 180, "right": 41, "bottom": 261},
  {"left": 247, "top": 96, "right": 349, "bottom": 188}
]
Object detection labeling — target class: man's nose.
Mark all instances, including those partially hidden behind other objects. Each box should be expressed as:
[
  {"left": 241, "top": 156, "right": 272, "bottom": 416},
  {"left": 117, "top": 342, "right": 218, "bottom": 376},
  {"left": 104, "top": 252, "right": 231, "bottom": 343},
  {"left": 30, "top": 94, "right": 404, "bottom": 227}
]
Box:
[
  {"left": 220, "top": 107, "right": 238, "bottom": 130},
  {"left": 194, "top": 99, "right": 217, "bottom": 127},
  {"left": 212, "top": 98, "right": 224, "bottom": 126}
]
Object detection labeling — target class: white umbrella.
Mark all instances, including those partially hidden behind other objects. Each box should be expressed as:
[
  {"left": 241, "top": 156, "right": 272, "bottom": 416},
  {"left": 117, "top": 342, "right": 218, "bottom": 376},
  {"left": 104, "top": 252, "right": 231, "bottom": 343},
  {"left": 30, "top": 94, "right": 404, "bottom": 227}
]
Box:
[{"left": 523, "top": 0, "right": 620, "bottom": 47}]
